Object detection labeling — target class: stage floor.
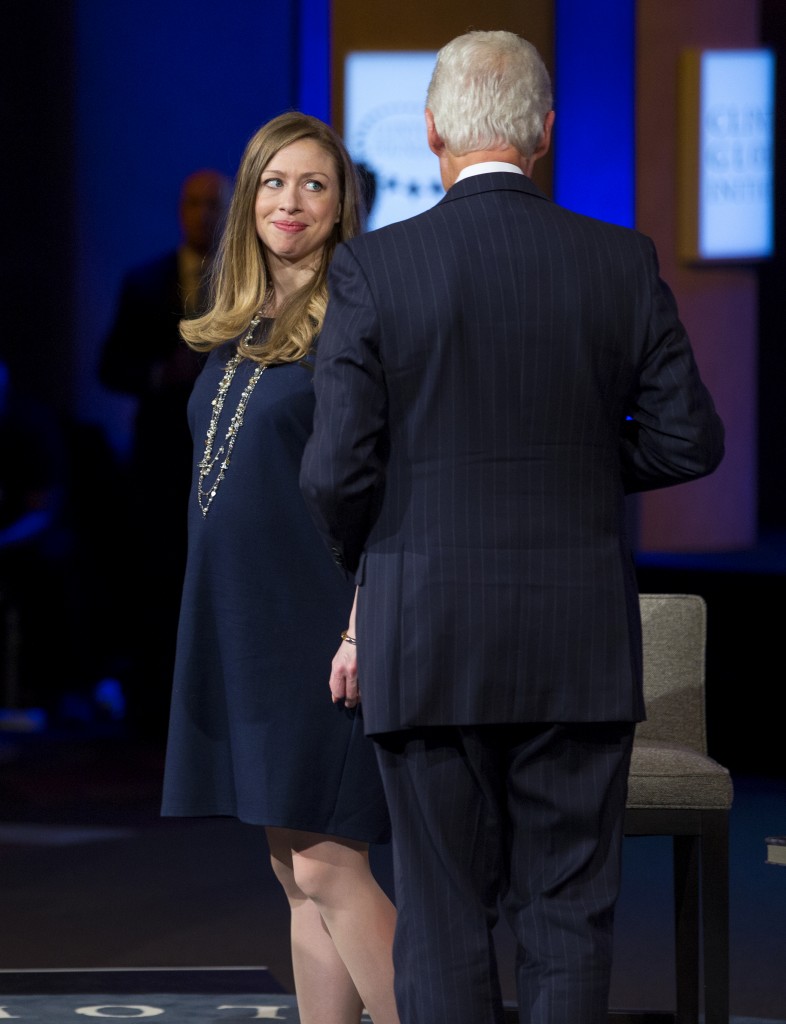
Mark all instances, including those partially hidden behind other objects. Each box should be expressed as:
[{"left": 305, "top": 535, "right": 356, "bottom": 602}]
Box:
[
  {"left": 0, "top": 727, "right": 785, "bottom": 1020},
  {"left": 0, "top": 968, "right": 782, "bottom": 1023}
]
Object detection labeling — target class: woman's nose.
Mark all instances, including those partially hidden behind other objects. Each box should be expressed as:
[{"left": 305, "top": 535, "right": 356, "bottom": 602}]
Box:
[{"left": 279, "top": 183, "right": 301, "bottom": 211}]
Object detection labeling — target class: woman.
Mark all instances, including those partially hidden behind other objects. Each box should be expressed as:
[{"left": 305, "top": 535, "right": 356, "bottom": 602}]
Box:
[{"left": 161, "top": 112, "right": 398, "bottom": 1024}]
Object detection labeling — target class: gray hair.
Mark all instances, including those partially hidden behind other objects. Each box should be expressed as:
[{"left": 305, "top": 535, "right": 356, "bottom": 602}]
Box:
[{"left": 426, "top": 31, "right": 553, "bottom": 157}]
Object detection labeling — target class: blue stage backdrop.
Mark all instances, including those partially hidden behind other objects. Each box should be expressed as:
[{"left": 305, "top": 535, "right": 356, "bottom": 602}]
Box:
[{"left": 554, "top": 0, "right": 635, "bottom": 227}]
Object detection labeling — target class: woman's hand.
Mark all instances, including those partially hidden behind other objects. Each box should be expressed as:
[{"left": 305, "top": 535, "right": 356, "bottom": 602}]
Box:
[
  {"left": 330, "top": 587, "right": 360, "bottom": 707},
  {"left": 329, "top": 636, "right": 360, "bottom": 707}
]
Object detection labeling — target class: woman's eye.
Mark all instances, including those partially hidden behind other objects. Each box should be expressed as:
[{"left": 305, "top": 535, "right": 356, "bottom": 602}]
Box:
[
  {"left": 263, "top": 177, "right": 283, "bottom": 188},
  {"left": 304, "top": 180, "right": 324, "bottom": 192}
]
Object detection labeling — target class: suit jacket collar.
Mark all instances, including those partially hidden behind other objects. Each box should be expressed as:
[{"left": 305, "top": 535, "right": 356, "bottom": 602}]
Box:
[{"left": 438, "top": 171, "right": 551, "bottom": 206}]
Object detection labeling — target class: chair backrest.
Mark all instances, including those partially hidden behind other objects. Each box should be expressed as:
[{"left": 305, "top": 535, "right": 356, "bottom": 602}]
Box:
[{"left": 637, "top": 594, "right": 707, "bottom": 753}]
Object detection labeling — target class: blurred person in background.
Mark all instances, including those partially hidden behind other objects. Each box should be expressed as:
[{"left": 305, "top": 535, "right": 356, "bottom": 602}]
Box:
[{"left": 99, "top": 169, "right": 232, "bottom": 737}]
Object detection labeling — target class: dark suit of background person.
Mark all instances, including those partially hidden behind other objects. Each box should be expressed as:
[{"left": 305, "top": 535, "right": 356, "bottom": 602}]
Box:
[
  {"left": 301, "top": 33, "right": 724, "bottom": 1024},
  {"left": 99, "top": 169, "right": 231, "bottom": 736}
]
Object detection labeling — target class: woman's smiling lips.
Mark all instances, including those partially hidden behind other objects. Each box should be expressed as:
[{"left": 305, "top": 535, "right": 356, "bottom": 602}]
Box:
[{"left": 273, "top": 220, "right": 307, "bottom": 233}]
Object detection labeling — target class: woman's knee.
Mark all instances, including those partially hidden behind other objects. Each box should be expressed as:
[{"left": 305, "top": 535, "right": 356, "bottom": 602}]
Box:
[
  {"left": 291, "top": 850, "right": 340, "bottom": 902},
  {"left": 268, "top": 848, "right": 305, "bottom": 901},
  {"left": 267, "top": 829, "right": 306, "bottom": 901}
]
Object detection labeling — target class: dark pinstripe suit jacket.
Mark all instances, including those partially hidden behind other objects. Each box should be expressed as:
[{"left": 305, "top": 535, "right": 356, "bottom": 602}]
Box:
[{"left": 300, "top": 172, "right": 724, "bottom": 735}]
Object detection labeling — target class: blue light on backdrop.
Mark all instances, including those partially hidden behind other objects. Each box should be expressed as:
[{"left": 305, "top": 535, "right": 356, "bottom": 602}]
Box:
[
  {"left": 298, "top": 0, "right": 330, "bottom": 119},
  {"left": 554, "top": 0, "right": 635, "bottom": 227}
]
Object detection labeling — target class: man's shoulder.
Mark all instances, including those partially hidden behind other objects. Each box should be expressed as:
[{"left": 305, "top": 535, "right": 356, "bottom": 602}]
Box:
[
  {"left": 450, "top": 171, "right": 650, "bottom": 247},
  {"left": 564, "top": 205, "right": 651, "bottom": 243},
  {"left": 366, "top": 205, "right": 441, "bottom": 239},
  {"left": 345, "top": 201, "right": 459, "bottom": 264}
]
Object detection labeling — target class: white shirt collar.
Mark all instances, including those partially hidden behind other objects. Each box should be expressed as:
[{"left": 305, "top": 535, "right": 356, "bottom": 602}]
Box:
[{"left": 455, "top": 161, "right": 525, "bottom": 182}]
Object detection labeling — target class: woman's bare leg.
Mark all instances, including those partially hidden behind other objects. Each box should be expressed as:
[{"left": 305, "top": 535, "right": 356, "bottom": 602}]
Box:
[
  {"left": 267, "top": 827, "right": 399, "bottom": 1024},
  {"left": 267, "top": 828, "right": 364, "bottom": 1024},
  {"left": 289, "top": 830, "right": 399, "bottom": 1024}
]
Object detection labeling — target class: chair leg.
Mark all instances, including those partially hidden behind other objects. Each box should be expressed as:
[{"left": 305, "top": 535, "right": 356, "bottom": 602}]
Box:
[
  {"left": 701, "top": 812, "right": 730, "bottom": 1024},
  {"left": 673, "top": 834, "right": 700, "bottom": 1024}
]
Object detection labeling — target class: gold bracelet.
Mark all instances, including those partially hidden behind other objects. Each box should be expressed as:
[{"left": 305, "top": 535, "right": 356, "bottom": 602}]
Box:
[{"left": 340, "top": 630, "right": 357, "bottom": 645}]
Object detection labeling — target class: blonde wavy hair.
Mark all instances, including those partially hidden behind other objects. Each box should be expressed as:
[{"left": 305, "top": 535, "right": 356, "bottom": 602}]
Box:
[{"left": 181, "top": 111, "right": 361, "bottom": 364}]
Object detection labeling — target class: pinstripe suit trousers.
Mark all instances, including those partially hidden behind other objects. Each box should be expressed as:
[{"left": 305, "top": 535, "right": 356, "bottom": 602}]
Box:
[{"left": 375, "top": 722, "right": 635, "bottom": 1024}]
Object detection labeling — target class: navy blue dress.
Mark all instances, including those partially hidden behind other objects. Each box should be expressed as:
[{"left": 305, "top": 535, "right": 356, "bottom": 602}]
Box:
[{"left": 161, "top": 334, "right": 390, "bottom": 843}]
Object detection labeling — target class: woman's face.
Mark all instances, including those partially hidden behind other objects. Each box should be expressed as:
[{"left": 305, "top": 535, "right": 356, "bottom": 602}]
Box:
[{"left": 255, "top": 138, "right": 342, "bottom": 269}]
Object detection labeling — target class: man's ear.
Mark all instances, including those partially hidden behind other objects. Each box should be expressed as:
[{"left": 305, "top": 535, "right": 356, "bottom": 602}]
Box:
[
  {"left": 532, "top": 109, "right": 555, "bottom": 162},
  {"left": 425, "top": 109, "right": 445, "bottom": 157}
]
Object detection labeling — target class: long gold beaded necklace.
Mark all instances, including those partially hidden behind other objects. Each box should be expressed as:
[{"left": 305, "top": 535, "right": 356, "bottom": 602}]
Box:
[{"left": 197, "top": 315, "right": 266, "bottom": 517}]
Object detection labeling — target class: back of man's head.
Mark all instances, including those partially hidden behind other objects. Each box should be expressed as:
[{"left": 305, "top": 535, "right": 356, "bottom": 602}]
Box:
[{"left": 426, "top": 30, "right": 552, "bottom": 158}]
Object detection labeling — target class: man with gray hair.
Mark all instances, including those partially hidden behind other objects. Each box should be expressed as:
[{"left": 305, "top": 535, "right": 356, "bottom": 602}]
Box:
[{"left": 301, "top": 30, "right": 723, "bottom": 1024}]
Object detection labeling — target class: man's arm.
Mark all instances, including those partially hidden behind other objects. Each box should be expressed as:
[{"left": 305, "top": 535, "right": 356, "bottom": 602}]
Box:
[
  {"left": 300, "top": 243, "right": 388, "bottom": 576},
  {"left": 620, "top": 245, "right": 725, "bottom": 493}
]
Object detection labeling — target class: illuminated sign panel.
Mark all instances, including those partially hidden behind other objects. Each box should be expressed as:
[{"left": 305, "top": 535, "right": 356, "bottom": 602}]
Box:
[
  {"left": 344, "top": 51, "right": 442, "bottom": 231},
  {"left": 678, "top": 49, "right": 775, "bottom": 262}
]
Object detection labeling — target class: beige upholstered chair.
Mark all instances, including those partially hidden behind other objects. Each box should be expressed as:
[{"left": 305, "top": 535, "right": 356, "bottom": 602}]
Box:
[{"left": 622, "top": 593, "right": 734, "bottom": 1024}]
